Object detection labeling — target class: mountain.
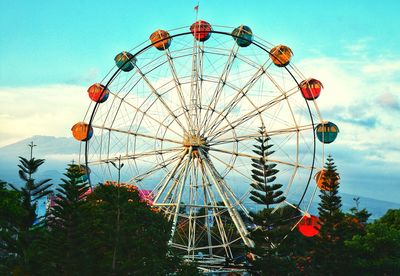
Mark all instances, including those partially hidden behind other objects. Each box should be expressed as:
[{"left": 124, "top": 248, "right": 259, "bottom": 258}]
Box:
[
  {"left": 0, "top": 136, "right": 399, "bottom": 220},
  {"left": 0, "top": 135, "right": 81, "bottom": 186}
]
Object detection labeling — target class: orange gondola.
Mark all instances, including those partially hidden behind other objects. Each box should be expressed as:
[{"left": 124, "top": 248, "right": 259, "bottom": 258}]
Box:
[
  {"left": 71, "top": 122, "right": 93, "bottom": 141},
  {"left": 149, "top": 29, "right": 172, "bottom": 50},
  {"left": 270, "top": 45, "right": 293, "bottom": 67},
  {"left": 315, "top": 169, "right": 340, "bottom": 191}
]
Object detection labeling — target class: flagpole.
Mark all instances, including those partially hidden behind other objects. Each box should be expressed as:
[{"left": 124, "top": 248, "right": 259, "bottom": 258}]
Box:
[{"left": 195, "top": 1, "right": 199, "bottom": 20}]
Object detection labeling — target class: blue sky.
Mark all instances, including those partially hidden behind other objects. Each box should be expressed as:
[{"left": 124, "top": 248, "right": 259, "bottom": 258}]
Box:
[{"left": 0, "top": 0, "right": 399, "bottom": 202}]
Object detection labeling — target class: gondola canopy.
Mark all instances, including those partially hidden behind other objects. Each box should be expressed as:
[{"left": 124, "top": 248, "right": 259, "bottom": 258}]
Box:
[
  {"left": 149, "top": 29, "right": 172, "bottom": 50},
  {"left": 270, "top": 45, "right": 293, "bottom": 67},
  {"left": 87, "top": 83, "right": 110, "bottom": 103},
  {"left": 71, "top": 122, "right": 93, "bottom": 142},
  {"left": 78, "top": 165, "right": 91, "bottom": 182},
  {"left": 190, "top": 20, "right": 212, "bottom": 41},
  {"left": 298, "top": 215, "right": 320, "bottom": 237},
  {"left": 114, "top": 51, "right": 136, "bottom": 72},
  {"left": 300, "top": 78, "right": 323, "bottom": 100},
  {"left": 315, "top": 169, "right": 340, "bottom": 191},
  {"left": 232, "top": 25, "right": 253, "bottom": 47},
  {"left": 316, "top": 121, "right": 339, "bottom": 144}
]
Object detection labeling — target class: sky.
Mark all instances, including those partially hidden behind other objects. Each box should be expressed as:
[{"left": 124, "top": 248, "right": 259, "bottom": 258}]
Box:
[{"left": 0, "top": 0, "right": 399, "bottom": 202}]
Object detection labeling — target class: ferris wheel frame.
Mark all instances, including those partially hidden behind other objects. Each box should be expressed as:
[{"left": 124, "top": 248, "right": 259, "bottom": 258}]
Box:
[{"left": 78, "top": 24, "right": 326, "bottom": 265}]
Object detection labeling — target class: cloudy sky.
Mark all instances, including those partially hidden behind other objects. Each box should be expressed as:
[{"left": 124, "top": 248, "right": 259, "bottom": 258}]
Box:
[{"left": 0, "top": 0, "right": 399, "bottom": 202}]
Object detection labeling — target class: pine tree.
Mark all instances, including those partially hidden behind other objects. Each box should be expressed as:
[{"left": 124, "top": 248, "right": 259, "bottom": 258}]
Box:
[
  {"left": 348, "top": 197, "right": 371, "bottom": 225},
  {"left": 0, "top": 180, "right": 25, "bottom": 273},
  {"left": 39, "top": 164, "right": 92, "bottom": 274},
  {"left": 248, "top": 128, "right": 295, "bottom": 275},
  {"left": 249, "top": 128, "right": 285, "bottom": 209},
  {"left": 7, "top": 155, "right": 53, "bottom": 273},
  {"left": 9, "top": 157, "right": 53, "bottom": 227},
  {"left": 312, "top": 155, "right": 348, "bottom": 274},
  {"left": 317, "top": 155, "right": 342, "bottom": 228}
]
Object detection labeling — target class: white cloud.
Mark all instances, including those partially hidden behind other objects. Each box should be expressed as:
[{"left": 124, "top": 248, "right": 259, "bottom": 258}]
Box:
[
  {"left": 376, "top": 91, "right": 400, "bottom": 110},
  {"left": 296, "top": 53, "right": 400, "bottom": 166},
  {"left": 362, "top": 60, "right": 400, "bottom": 74},
  {"left": 0, "top": 84, "right": 89, "bottom": 147}
]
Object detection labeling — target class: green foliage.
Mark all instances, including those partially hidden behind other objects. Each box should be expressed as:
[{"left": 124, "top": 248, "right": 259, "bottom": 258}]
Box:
[
  {"left": 378, "top": 209, "right": 400, "bottom": 229},
  {"left": 83, "top": 183, "right": 180, "bottom": 274},
  {"left": 1, "top": 160, "right": 200, "bottom": 274},
  {"left": 346, "top": 214, "right": 400, "bottom": 275},
  {"left": 309, "top": 155, "right": 353, "bottom": 274},
  {"left": 317, "top": 156, "right": 343, "bottom": 228},
  {"left": 0, "top": 180, "right": 25, "bottom": 228},
  {"left": 9, "top": 156, "right": 53, "bottom": 228},
  {"left": 348, "top": 197, "right": 371, "bottom": 225},
  {"left": 250, "top": 206, "right": 299, "bottom": 275},
  {"left": 249, "top": 128, "right": 285, "bottom": 208},
  {"left": 248, "top": 129, "right": 295, "bottom": 275},
  {"left": 2, "top": 155, "right": 53, "bottom": 274},
  {"left": 34, "top": 164, "right": 92, "bottom": 274},
  {"left": 0, "top": 180, "right": 26, "bottom": 273}
]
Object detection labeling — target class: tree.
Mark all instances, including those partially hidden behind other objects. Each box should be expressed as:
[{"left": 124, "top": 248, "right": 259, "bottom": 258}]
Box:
[
  {"left": 247, "top": 128, "right": 295, "bottom": 275},
  {"left": 311, "top": 155, "right": 348, "bottom": 274},
  {"left": 0, "top": 180, "right": 25, "bottom": 273},
  {"left": 249, "top": 129, "right": 285, "bottom": 209},
  {"left": 348, "top": 197, "right": 371, "bottom": 225},
  {"left": 82, "top": 182, "right": 186, "bottom": 275},
  {"left": 34, "top": 164, "right": 92, "bottom": 275},
  {"left": 6, "top": 155, "right": 53, "bottom": 274},
  {"left": 345, "top": 209, "right": 400, "bottom": 274}
]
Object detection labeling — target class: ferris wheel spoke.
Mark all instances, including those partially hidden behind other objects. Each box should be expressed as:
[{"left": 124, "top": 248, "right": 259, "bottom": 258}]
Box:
[
  {"left": 200, "top": 45, "right": 238, "bottom": 135},
  {"left": 112, "top": 92, "right": 184, "bottom": 139},
  {"left": 203, "top": 151, "right": 252, "bottom": 218},
  {"left": 207, "top": 147, "right": 314, "bottom": 170},
  {"left": 128, "top": 149, "right": 186, "bottom": 182},
  {"left": 263, "top": 69, "right": 300, "bottom": 130},
  {"left": 207, "top": 151, "right": 253, "bottom": 183},
  {"left": 208, "top": 86, "right": 299, "bottom": 142},
  {"left": 188, "top": 35, "right": 202, "bottom": 134},
  {"left": 199, "top": 158, "right": 236, "bottom": 256},
  {"left": 91, "top": 124, "right": 182, "bottom": 145},
  {"left": 135, "top": 66, "right": 187, "bottom": 132},
  {"left": 208, "top": 124, "right": 314, "bottom": 146},
  {"left": 199, "top": 149, "right": 253, "bottom": 247},
  {"left": 169, "top": 148, "right": 192, "bottom": 245},
  {"left": 165, "top": 50, "right": 191, "bottom": 125},
  {"left": 89, "top": 146, "right": 183, "bottom": 166},
  {"left": 153, "top": 149, "right": 189, "bottom": 204},
  {"left": 203, "top": 60, "right": 270, "bottom": 137}
]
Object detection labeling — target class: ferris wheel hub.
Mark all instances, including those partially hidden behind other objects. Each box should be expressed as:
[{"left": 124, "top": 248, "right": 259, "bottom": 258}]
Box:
[{"left": 183, "top": 132, "right": 207, "bottom": 147}]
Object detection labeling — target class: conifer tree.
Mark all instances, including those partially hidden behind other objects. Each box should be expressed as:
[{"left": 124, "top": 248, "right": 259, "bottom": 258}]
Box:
[
  {"left": 312, "top": 155, "right": 348, "bottom": 274},
  {"left": 249, "top": 128, "right": 285, "bottom": 208},
  {"left": 248, "top": 128, "right": 294, "bottom": 274},
  {"left": 348, "top": 197, "right": 371, "bottom": 225},
  {"left": 7, "top": 154, "right": 52, "bottom": 273},
  {"left": 39, "top": 164, "right": 92, "bottom": 274},
  {"left": 9, "top": 156, "right": 53, "bottom": 226},
  {"left": 0, "top": 180, "right": 25, "bottom": 273}
]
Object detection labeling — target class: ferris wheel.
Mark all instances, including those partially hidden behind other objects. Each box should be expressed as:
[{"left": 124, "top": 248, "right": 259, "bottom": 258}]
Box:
[{"left": 72, "top": 21, "right": 338, "bottom": 264}]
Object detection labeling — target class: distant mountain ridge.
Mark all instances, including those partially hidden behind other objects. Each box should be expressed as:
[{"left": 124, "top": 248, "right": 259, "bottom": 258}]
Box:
[
  {"left": 0, "top": 135, "right": 81, "bottom": 186},
  {"left": 0, "top": 135, "right": 399, "bottom": 220},
  {"left": 0, "top": 135, "right": 79, "bottom": 156}
]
